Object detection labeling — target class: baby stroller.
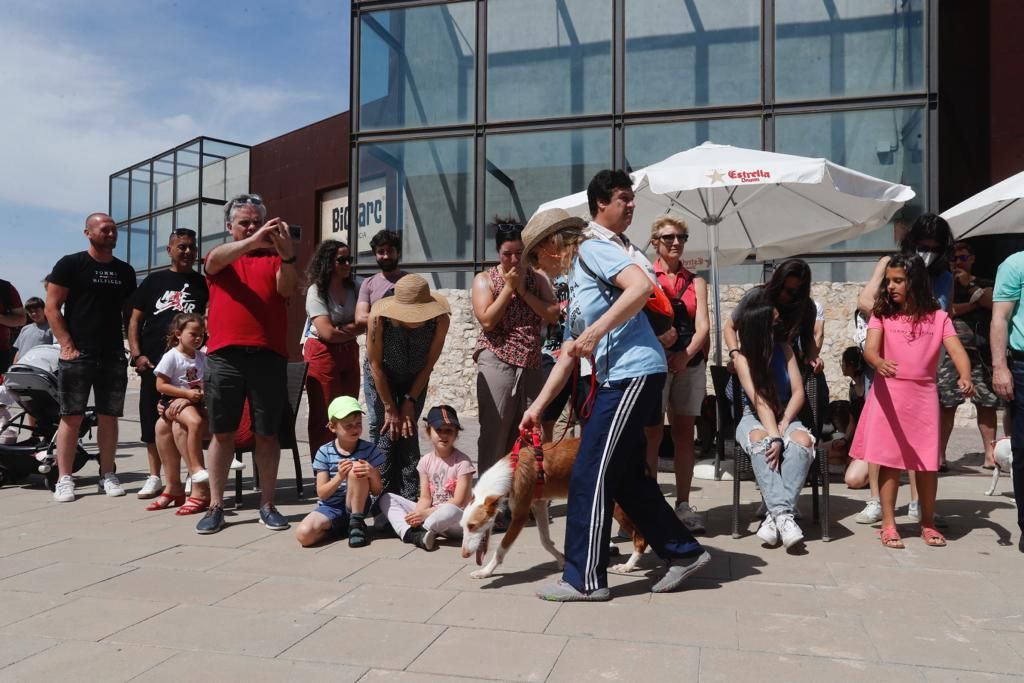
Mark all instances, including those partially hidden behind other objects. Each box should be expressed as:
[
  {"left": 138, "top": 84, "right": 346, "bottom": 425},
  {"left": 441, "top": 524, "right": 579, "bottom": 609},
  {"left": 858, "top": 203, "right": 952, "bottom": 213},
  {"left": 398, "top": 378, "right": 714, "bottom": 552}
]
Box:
[{"left": 0, "top": 346, "right": 96, "bottom": 490}]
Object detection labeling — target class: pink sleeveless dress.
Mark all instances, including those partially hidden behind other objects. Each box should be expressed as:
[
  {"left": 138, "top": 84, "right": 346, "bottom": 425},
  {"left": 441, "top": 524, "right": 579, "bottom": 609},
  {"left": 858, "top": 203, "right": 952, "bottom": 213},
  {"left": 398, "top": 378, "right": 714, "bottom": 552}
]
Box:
[{"left": 849, "top": 311, "right": 956, "bottom": 472}]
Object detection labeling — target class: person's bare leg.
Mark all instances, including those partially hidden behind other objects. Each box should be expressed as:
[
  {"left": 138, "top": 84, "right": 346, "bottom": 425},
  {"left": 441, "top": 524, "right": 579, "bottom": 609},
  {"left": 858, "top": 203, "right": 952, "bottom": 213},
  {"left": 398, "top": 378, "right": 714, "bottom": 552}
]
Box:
[
  {"left": 206, "top": 432, "right": 235, "bottom": 508},
  {"left": 253, "top": 434, "right": 280, "bottom": 508},
  {"left": 845, "top": 458, "right": 870, "bottom": 489},
  {"left": 155, "top": 419, "right": 184, "bottom": 494},
  {"left": 939, "top": 405, "right": 957, "bottom": 466},
  {"left": 909, "top": 470, "right": 918, "bottom": 504},
  {"left": 177, "top": 407, "right": 206, "bottom": 475},
  {"left": 671, "top": 415, "right": 696, "bottom": 503},
  {"left": 916, "top": 470, "right": 938, "bottom": 527},
  {"left": 145, "top": 443, "right": 161, "bottom": 477},
  {"left": 644, "top": 424, "right": 662, "bottom": 480},
  {"left": 96, "top": 414, "right": 118, "bottom": 474},
  {"left": 55, "top": 415, "right": 84, "bottom": 477},
  {"left": 868, "top": 461, "right": 881, "bottom": 499},
  {"left": 878, "top": 466, "right": 901, "bottom": 529},
  {"left": 978, "top": 405, "right": 998, "bottom": 468}
]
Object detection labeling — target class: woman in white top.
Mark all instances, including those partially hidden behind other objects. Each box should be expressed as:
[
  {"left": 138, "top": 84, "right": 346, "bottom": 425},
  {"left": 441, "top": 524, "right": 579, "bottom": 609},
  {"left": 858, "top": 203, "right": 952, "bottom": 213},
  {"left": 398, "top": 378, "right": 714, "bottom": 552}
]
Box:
[{"left": 303, "top": 240, "right": 365, "bottom": 458}]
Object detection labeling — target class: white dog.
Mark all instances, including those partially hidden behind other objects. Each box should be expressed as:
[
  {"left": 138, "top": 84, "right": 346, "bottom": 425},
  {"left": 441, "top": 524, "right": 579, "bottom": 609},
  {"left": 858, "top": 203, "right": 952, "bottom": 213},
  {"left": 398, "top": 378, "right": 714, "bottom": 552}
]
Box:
[{"left": 985, "top": 437, "right": 1013, "bottom": 496}]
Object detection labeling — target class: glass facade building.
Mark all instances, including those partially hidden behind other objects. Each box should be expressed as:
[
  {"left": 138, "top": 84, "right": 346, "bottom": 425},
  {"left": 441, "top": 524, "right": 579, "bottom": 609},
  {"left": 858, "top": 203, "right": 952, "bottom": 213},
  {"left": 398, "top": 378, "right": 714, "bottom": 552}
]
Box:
[
  {"left": 350, "top": 0, "right": 932, "bottom": 284},
  {"left": 109, "top": 138, "right": 250, "bottom": 277}
]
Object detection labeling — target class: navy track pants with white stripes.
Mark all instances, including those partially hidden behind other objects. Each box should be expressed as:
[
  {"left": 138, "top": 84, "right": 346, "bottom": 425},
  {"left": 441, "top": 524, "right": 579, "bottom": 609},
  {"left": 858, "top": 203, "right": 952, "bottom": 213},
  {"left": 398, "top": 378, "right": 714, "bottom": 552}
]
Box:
[{"left": 562, "top": 373, "right": 705, "bottom": 593}]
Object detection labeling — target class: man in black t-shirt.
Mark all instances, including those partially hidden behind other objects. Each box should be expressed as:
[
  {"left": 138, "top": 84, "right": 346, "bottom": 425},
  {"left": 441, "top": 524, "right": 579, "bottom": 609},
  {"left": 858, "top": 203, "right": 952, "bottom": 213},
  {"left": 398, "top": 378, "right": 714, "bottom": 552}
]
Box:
[
  {"left": 127, "top": 228, "right": 209, "bottom": 500},
  {"left": 46, "top": 213, "right": 137, "bottom": 503}
]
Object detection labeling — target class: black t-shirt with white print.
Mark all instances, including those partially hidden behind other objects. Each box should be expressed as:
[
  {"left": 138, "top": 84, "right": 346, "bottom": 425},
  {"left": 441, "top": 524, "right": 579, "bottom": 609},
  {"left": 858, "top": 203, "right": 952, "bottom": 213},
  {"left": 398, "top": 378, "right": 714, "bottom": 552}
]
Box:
[
  {"left": 132, "top": 269, "right": 209, "bottom": 361},
  {"left": 48, "top": 251, "right": 136, "bottom": 356}
]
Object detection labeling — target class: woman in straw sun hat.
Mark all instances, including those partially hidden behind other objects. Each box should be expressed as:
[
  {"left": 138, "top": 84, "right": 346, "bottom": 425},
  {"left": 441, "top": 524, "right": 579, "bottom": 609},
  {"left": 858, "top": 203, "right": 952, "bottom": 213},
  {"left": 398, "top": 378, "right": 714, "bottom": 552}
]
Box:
[
  {"left": 519, "top": 207, "right": 710, "bottom": 602},
  {"left": 367, "top": 274, "right": 451, "bottom": 499}
]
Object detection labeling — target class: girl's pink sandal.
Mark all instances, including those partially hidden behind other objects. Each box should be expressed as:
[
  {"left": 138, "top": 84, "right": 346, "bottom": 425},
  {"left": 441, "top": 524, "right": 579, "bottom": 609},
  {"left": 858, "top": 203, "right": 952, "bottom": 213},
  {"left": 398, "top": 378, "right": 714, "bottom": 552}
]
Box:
[
  {"left": 879, "top": 525, "right": 904, "bottom": 549},
  {"left": 920, "top": 526, "right": 947, "bottom": 547}
]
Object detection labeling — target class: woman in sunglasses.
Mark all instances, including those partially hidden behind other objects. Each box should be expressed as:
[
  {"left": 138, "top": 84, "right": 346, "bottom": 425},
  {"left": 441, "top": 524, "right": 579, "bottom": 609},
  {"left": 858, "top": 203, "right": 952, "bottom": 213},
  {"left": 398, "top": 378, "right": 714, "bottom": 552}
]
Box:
[
  {"left": 644, "top": 217, "right": 710, "bottom": 534},
  {"left": 302, "top": 240, "right": 365, "bottom": 459}
]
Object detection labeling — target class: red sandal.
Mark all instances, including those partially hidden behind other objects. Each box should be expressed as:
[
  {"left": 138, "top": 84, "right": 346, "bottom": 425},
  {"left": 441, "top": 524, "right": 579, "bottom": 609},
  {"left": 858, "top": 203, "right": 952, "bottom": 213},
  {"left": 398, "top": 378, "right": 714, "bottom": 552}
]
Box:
[
  {"left": 879, "top": 525, "right": 905, "bottom": 549},
  {"left": 175, "top": 496, "right": 210, "bottom": 516},
  {"left": 920, "top": 526, "right": 947, "bottom": 547},
  {"left": 146, "top": 493, "right": 185, "bottom": 511}
]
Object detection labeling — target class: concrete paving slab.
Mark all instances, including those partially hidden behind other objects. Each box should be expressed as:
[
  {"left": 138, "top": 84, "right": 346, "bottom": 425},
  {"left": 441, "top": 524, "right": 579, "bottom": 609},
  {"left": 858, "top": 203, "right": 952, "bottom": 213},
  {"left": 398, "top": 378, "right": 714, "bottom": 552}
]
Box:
[
  {"left": 138, "top": 650, "right": 363, "bottom": 682},
  {"left": 131, "top": 544, "right": 252, "bottom": 572},
  {"left": 75, "top": 565, "right": 262, "bottom": 606},
  {"left": 0, "top": 595, "right": 175, "bottom": 642},
  {"left": 0, "top": 636, "right": 56, "bottom": 670},
  {"left": 0, "top": 641, "right": 177, "bottom": 683},
  {"left": 0, "top": 561, "right": 133, "bottom": 595},
  {"left": 215, "top": 548, "right": 377, "bottom": 582},
  {"left": 546, "top": 637, "right": 699, "bottom": 683},
  {"left": 408, "top": 626, "right": 566, "bottom": 681},
  {"left": 358, "top": 670, "right": 492, "bottom": 683},
  {"left": 922, "top": 669, "right": 1024, "bottom": 683},
  {"left": 217, "top": 575, "right": 357, "bottom": 613},
  {"left": 427, "top": 590, "right": 559, "bottom": 633},
  {"left": 735, "top": 611, "right": 877, "bottom": 661},
  {"left": 323, "top": 583, "right": 457, "bottom": 623},
  {"left": 8, "top": 535, "right": 177, "bottom": 567},
  {"left": 280, "top": 615, "right": 444, "bottom": 669},
  {"left": 698, "top": 647, "right": 925, "bottom": 683},
  {"left": 546, "top": 601, "right": 739, "bottom": 649}
]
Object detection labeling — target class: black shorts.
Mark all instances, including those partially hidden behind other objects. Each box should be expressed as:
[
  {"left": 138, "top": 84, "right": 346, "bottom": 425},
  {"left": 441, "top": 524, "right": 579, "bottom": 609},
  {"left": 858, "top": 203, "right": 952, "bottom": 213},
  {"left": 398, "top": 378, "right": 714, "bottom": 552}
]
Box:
[
  {"left": 139, "top": 369, "right": 159, "bottom": 443},
  {"left": 206, "top": 347, "right": 287, "bottom": 436},
  {"left": 58, "top": 352, "right": 128, "bottom": 417}
]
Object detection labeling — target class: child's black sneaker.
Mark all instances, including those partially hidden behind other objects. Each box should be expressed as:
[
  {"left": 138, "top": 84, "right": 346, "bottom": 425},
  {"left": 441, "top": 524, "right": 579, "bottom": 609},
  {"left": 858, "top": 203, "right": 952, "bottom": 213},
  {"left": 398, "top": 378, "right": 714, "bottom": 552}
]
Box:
[
  {"left": 348, "top": 516, "right": 371, "bottom": 548},
  {"left": 403, "top": 526, "right": 436, "bottom": 551}
]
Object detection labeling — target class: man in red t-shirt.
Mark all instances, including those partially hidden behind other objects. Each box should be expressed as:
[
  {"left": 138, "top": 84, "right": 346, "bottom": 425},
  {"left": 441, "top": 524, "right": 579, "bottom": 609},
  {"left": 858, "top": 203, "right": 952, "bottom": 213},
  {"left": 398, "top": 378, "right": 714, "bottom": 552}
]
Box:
[{"left": 197, "top": 194, "right": 297, "bottom": 535}]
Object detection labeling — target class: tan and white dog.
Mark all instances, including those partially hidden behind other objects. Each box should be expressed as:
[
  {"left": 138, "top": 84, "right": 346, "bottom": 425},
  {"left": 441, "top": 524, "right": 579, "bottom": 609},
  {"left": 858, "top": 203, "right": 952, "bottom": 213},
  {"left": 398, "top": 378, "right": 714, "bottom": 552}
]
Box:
[
  {"left": 985, "top": 437, "right": 1014, "bottom": 497},
  {"left": 460, "top": 437, "right": 647, "bottom": 579}
]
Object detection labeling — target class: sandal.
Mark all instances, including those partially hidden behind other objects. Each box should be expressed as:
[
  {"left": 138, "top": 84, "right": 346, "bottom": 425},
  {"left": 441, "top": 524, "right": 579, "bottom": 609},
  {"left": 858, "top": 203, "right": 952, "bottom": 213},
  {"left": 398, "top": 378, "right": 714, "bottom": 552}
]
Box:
[
  {"left": 175, "top": 496, "right": 211, "bottom": 516},
  {"left": 879, "top": 525, "right": 905, "bottom": 549},
  {"left": 920, "top": 526, "right": 947, "bottom": 547},
  {"left": 347, "top": 517, "right": 371, "bottom": 548},
  {"left": 146, "top": 493, "right": 185, "bottom": 511}
]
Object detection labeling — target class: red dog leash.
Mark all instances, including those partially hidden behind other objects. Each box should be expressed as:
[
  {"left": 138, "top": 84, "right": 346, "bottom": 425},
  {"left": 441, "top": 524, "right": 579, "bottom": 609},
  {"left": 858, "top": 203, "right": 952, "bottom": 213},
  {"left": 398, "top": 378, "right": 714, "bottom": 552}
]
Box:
[{"left": 509, "top": 429, "right": 545, "bottom": 500}]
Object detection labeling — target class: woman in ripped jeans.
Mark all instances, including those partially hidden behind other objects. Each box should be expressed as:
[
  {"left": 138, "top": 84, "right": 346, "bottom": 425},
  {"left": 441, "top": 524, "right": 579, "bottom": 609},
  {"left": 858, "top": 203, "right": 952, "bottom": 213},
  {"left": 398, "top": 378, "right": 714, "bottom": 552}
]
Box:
[{"left": 730, "top": 290, "right": 815, "bottom": 549}]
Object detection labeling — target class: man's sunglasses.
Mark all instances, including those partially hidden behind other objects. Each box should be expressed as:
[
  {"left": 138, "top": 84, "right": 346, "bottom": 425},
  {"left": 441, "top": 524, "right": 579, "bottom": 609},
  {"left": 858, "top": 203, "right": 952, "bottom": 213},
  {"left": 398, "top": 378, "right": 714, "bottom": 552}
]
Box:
[
  {"left": 229, "top": 194, "right": 263, "bottom": 208},
  {"left": 657, "top": 233, "right": 688, "bottom": 244},
  {"left": 496, "top": 223, "right": 522, "bottom": 232},
  {"left": 171, "top": 228, "right": 197, "bottom": 238}
]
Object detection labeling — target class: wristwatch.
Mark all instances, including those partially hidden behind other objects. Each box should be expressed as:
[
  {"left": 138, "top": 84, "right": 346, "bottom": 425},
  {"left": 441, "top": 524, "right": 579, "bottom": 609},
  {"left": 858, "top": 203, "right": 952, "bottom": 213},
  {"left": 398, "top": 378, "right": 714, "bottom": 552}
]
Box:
[
  {"left": 401, "top": 393, "right": 417, "bottom": 404},
  {"left": 281, "top": 255, "right": 297, "bottom": 264}
]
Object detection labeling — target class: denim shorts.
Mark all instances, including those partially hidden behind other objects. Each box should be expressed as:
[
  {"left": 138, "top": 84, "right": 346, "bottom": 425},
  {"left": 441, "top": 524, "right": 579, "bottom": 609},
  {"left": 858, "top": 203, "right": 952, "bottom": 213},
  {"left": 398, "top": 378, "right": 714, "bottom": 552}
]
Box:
[
  {"left": 58, "top": 352, "right": 128, "bottom": 417},
  {"left": 205, "top": 347, "right": 286, "bottom": 436},
  {"left": 314, "top": 503, "right": 351, "bottom": 535}
]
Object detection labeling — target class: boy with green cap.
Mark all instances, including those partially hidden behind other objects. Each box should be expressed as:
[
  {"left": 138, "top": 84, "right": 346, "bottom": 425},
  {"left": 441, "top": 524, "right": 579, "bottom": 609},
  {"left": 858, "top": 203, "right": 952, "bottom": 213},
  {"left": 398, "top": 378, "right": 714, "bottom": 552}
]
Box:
[{"left": 294, "top": 396, "right": 385, "bottom": 548}]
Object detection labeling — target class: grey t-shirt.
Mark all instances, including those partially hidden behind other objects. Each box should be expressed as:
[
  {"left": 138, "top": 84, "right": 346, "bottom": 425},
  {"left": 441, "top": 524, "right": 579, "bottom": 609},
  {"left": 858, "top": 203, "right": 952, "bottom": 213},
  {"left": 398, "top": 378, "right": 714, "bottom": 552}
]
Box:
[
  {"left": 12, "top": 322, "right": 53, "bottom": 355},
  {"left": 304, "top": 282, "right": 359, "bottom": 340}
]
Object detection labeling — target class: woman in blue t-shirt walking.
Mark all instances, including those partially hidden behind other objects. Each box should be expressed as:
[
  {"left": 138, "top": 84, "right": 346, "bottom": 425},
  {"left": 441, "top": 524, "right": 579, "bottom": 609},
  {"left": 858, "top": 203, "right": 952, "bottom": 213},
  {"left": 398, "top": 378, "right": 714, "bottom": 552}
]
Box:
[{"left": 518, "top": 208, "right": 710, "bottom": 602}]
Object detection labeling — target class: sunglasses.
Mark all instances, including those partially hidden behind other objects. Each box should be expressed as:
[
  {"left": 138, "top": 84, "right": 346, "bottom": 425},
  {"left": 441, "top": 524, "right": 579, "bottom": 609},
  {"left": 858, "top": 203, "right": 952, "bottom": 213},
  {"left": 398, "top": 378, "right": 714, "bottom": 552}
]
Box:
[
  {"left": 336, "top": 255, "right": 352, "bottom": 265},
  {"left": 657, "top": 233, "right": 688, "bottom": 244},
  {"left": 229, "top": 194, "right": 263, "bottom": 208},
  {"left": 496, "top": 223, "right": 522, "bottom": 233},
  {"left": 171, "top": 227, "right": 197, "bottom": 238}
]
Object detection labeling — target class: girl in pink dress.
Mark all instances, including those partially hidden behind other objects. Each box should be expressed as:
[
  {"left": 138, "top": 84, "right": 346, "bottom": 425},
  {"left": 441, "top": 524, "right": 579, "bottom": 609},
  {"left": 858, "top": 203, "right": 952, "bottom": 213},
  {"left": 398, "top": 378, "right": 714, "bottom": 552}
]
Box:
[{"left": 851, "top": 254, "right": 973, "bottom": 548}]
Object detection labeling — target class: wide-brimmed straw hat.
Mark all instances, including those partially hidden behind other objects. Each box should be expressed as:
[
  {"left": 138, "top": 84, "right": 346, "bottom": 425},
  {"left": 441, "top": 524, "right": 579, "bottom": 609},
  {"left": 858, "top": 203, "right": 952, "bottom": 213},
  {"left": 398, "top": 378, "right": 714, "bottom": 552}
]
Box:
[
  {"left": 521, "top": 208, "right": 588, "bottom": 256},
  {"left": 370, "top": 274, "right": 450, "bottom": 324}
]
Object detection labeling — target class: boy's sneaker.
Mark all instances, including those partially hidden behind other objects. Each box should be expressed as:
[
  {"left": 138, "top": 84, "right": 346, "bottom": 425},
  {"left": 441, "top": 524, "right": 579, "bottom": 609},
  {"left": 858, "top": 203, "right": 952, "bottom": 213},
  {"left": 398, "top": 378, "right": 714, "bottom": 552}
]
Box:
[
  {"left": 756, "top": 516, "right": 779, "bottom": 545},
  {"left": 98, "top": 472, "right": 126, "bottom": 497},
  {"left": 259, "top": 504, "right": 289, "bottom": 531},
  {"left": 53, "top": 475, "right": 75, "bottom": 503},
  {"left": 855, "top": 498, "right": 882, "bottom": 524},
  {"left": 403, "top": 527, "right": 437, "bottom": 551},
  {"left": 674, "top": 502, "right": 706, "bottom": 534},
  {"left": 137, "top": 475, "right": 163, "bottom": 499},
  {"left": 190, "top": 468, "right": 209, "bottom": 484},
  {"left": 230, "top": 457, "right": 245, "bottom": 471},
  {"left": 348, "top": 516, "right": 371, "bottom": 547},
  {"left": 777, "top": 514, "right": 804, "bottom": 549},
  {"left": 196, "top": 505, "right": 225, "bottom": 534}
]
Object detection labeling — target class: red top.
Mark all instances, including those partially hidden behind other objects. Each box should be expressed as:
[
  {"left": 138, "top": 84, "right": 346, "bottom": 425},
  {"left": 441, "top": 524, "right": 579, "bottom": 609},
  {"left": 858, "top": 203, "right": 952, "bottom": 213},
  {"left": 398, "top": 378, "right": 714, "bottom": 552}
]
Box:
[
  {"left": 474, "top": 266, "right": 543, "bottom": 369},
  {"left": 654, "top": 259, "right": 697, "bottom": 319},
  {"left": 206, "top": 253, "right": 288, "bottom": 357}
]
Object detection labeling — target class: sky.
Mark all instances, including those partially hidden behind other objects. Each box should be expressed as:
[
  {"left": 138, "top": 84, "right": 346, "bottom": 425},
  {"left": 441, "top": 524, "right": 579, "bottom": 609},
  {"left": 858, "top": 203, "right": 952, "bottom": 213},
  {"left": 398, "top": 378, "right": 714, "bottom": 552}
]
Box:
[{"left": 0, "top": 0, "right": 350, "bottom": 302}]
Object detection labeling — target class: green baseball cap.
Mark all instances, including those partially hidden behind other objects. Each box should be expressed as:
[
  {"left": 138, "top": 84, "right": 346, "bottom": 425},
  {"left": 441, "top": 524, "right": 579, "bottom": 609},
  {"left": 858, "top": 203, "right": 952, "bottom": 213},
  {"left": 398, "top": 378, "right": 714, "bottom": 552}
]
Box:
[{"left": 327, "top": 396, "right": 364, "bottom": 421}]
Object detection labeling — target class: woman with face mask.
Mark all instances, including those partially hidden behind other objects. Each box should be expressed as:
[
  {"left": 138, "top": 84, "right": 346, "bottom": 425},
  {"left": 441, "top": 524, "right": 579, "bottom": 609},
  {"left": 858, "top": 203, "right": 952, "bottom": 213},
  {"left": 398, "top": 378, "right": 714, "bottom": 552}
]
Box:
[{"left": 850, "top": 213, "right": 956, "bottom": 526}]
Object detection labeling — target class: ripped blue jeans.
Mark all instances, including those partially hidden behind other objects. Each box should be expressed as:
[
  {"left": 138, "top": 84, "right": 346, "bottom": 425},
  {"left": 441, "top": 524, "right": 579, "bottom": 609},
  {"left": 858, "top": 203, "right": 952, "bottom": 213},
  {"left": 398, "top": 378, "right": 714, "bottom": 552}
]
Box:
[{"left": 737, "top": 413, "right": 815, "bottom": 518}]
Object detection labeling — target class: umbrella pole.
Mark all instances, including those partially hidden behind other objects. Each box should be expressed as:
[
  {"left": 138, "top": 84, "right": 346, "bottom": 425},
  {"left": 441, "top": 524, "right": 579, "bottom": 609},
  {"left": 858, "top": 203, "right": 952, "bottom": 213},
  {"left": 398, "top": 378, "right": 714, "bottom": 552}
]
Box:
[{"left": 705, "top": 197, "right": 725, "bottom": 481}]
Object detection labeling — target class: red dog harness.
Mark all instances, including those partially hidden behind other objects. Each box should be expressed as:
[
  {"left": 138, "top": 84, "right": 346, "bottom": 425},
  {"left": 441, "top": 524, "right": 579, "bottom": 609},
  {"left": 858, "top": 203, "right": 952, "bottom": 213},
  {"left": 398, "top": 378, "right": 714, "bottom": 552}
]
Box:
[{"left": 509, "top": 429, "right": 545, "bottom": 499}]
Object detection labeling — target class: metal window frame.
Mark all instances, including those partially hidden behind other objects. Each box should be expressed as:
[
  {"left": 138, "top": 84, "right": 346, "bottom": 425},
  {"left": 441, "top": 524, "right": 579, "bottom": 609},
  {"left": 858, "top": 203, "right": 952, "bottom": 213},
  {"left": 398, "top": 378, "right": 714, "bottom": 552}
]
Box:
[{"left": 349, "top": 0, "right": 938, "bottom": 278}]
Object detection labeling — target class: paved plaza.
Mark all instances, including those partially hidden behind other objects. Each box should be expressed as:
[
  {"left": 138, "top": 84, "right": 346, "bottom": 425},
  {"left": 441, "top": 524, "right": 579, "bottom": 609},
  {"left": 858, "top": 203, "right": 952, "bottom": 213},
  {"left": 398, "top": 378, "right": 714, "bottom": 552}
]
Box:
[{"left": 0, "top": 386, "right": 1022, "bottom": 681}]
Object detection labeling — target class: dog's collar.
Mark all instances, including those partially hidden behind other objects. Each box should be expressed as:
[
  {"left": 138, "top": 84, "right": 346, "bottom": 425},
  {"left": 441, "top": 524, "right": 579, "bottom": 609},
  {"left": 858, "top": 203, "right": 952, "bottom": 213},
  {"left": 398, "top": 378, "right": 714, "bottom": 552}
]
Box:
[{"left": 510, "top": 430, "right": 545, "bottom": 500}]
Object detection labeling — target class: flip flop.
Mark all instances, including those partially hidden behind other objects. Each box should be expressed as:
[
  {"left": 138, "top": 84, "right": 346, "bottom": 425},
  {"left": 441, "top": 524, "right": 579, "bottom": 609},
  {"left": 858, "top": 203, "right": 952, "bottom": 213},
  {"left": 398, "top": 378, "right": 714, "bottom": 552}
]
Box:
[
  {"left": 920, "top": 526, "right": 947, "bottom": 547},
  {"left": 175, "top": 496, "right": 211, "bottom": 516},
  {"left": 146, "top": 493, "right": 185, "bottom": 511},
  {"left": 879, "top": 525, "right": 904, "bottom": 549}
]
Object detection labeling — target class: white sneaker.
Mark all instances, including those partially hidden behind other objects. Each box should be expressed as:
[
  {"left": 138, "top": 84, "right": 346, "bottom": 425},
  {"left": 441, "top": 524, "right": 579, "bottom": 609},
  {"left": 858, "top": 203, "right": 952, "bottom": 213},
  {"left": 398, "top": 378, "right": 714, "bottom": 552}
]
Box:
[
  {"left": 777, "top": 514, "right": 804, "bottom": 549},
  {"left": 674, "top": 502, "right": 706, "bottom": 533},
  {"left": 230, "top": 457, "right": 245, "bottom": 471},
  {"left": 137, "top": 475, "right": 163, "bottom": 499},
  {"left": 855, "top": 498, "right": 882, "bottom": 524},
  {"left": 53, "top": 475, "right": 75, "bottom": 503},
  {"left": 756, "top": 516, "right": 779, "bottom": 545},
  {"left": 184, "top": 476, "right": 192, "bottom": 495},
  {"left": 97, "top": 472, "right": 126, "bottom": 497},
  {"left": 190, "top": 468, "right": 209, "bottom": 483},
  {"left": 907, "top": 502, "right": 946, "bottom": 527}
]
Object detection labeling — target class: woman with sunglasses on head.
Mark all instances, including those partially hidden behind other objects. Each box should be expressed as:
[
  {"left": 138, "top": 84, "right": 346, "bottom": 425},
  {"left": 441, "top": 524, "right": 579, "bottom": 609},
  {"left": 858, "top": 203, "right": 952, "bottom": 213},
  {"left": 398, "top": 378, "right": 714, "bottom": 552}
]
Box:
[
  {"left": 644, "top": 217, "right": 710, "bottom": 534},
  {"left": 302, "top": 239, "right": 365, "bottom": 460},
  {"left": 472, "top": 219, "right": 559, "bottom": 475}
]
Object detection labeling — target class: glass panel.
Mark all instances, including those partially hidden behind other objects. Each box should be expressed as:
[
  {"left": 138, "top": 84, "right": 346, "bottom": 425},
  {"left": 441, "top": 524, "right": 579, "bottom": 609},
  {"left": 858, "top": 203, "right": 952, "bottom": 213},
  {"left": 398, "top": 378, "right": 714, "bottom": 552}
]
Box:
[
  {"left": 151, "top": 212, "right": 174, "bottom": 269},
  {"left": 484, "top": 128, "right": 610, "bottom": 248},
  {"left": 111, "top": 172, "right": 130, "bottom": 222},
  {"left": 130, "top": 165, "right": 151, "bottom": 218},
  {"left": 487, "top": 0, "right": 612, "bottom": 121},
  {"left": 129, "top": 219, "right": 150, "bottom": 271},
  {"left": 357, "top": 137, "right": 474, "bottom": 263},
  {"left": 624, "top": 118, "right": 761, "bottom": 171},
  {"left": 625, "top": 0, "right": 759, "bottom": 112},
  {"left": 775, "top": 0, "right": 925, "bottom": 101},
  {"left": 152, "top": 154, "right": 175, "bottom": 211},
  {"left": 200, "top": 202, "right": 228, "bottom": 259},
  {"left": 114, "top": 223, "right": 128, "bottom": 262},
  {"left": 774, "top": 106, "right": 925, "bottom": 251},
  {"left": 225, "top": 149, "right": 250, "bottom": 199},
  {"left": 202, "top": 140, "right": 248, "bottom": 159},
  {"left": 175, "top": 203, "right": 199, "bottom": 233},
  {"left": 176, "top": 144, "right": 200, "bottom": 203},
  {"left": 200, "top": 142, "right": 249, "bottom": 201},
  {"left": 202, "top": 154, "right": 226, "bottom": 201},
  {"left": 359, "top": 3, "right": 475, "bottom": 130}
]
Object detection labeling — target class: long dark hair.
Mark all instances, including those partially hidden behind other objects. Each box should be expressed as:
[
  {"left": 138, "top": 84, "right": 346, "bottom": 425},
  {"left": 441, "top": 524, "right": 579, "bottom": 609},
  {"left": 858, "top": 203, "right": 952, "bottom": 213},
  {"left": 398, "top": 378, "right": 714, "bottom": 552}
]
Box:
[
  {"left": 899, "top": 213, "right": 953, "bottom": 276},
  {"left": 737, "top": 290, "right": 781, "bottom": 414},
  {"left": 306, "top": 239, "right": 353, "bottom": 296},
  {"left": 763, "top": 258, "right": 815, "bottom": 355},
  {"left": 872, "top": 252, "right": 938, "bottom": 323}
]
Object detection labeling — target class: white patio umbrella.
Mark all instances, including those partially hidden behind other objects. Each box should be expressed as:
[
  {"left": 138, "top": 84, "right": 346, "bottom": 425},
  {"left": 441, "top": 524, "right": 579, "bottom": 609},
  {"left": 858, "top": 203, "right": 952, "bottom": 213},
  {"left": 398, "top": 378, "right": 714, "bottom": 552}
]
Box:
[
  {"left": 537, "top": 141, "right": 915, "bottom": 363},
  {"left": 942, "top": 168, "right": 1024, "bottom": 239}
]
